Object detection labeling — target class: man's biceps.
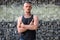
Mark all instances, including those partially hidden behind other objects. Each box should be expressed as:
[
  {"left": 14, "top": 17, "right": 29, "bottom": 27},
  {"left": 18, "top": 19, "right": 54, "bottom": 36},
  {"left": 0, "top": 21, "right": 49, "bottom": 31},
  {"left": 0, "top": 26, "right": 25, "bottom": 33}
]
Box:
[
  {"left": 34, "top": 22, "right": 39, "bottom": 26},
  {"left": 34, "top": 21, "right": 38, "bottom": 24},
  {"left": 34, "top": 22, "right": 38, "bottom": 25}
]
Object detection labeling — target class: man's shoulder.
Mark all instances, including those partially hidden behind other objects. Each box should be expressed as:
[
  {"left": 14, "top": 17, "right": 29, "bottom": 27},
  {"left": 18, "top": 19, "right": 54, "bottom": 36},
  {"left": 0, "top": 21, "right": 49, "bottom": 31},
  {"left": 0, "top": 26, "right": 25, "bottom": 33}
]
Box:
[
  {"left": 18, "top": 16, "right": 23, "bottom": 18},
  {"left": 33, "top": 15, "right": 38, "bottom": 18},
  {"left": 18, "top": 16, "right": 23, "bottom": 20}
]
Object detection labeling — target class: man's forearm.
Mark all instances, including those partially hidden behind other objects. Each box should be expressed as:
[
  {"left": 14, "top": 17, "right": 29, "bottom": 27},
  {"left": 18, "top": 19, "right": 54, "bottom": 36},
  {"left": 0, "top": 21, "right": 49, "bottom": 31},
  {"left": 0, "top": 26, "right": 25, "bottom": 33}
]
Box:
[
  {"left": 24, "top": 25, "right": 38, "bottom": 30},
  {"left": 17, "top": 27, "right": 27, "bottom": 34}
]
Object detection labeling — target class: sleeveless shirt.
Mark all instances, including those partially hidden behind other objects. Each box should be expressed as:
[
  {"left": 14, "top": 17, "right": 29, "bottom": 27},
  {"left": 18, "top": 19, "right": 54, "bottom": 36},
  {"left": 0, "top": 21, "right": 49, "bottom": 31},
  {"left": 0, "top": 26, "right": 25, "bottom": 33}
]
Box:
[{"left": 21, "top": 15, "right": 36, "bottom": 40}]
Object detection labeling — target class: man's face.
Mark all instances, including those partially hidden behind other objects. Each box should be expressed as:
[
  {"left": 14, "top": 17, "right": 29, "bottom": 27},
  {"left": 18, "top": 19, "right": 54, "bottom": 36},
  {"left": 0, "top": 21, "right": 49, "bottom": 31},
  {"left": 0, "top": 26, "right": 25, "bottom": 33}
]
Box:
[{"left": 23, "top": 3, "right": 32, "bottom": 13}]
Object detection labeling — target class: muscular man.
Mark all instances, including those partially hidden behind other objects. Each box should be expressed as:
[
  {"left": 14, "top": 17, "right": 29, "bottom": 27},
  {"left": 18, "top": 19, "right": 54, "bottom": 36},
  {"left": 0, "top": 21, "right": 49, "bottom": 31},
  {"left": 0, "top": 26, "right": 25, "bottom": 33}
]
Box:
[{"left": 17, "top": 2, "right": 39, "bottom": 40}]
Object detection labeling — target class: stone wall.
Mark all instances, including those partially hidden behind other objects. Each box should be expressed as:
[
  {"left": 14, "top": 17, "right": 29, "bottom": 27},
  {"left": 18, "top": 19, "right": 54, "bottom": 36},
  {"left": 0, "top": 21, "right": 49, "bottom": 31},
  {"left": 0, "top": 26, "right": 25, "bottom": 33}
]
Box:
[
  {"left": 0, "top": 0, "right": 60, "bottom": 5},
  {"left": 0, "top": 19, "right": 60, "bottom": 40}
]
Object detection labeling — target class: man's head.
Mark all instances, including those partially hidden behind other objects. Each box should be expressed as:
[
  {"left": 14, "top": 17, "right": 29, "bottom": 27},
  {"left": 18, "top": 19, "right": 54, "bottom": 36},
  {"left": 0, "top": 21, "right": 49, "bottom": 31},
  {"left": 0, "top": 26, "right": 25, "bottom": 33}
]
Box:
[{"left": 23, "top": 2, "right": 32, "bottom": 13}]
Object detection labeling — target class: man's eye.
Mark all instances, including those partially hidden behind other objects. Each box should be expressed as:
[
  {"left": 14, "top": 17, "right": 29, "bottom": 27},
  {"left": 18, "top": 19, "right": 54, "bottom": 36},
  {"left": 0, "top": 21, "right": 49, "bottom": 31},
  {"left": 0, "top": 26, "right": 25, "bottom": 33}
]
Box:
[{"left": 26, "top": 6, "right": 28, "bottom": 7}]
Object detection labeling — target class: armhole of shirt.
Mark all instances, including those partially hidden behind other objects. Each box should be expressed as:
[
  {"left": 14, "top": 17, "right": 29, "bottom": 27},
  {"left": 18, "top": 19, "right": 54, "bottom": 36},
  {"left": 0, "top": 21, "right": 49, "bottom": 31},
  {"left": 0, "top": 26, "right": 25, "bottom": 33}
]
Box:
[
  {"left": 32, "top": 15, "right": 34, "bottom": 22},
  {"left": 20, "top": 16, "right": 23, "bottom": 24}
]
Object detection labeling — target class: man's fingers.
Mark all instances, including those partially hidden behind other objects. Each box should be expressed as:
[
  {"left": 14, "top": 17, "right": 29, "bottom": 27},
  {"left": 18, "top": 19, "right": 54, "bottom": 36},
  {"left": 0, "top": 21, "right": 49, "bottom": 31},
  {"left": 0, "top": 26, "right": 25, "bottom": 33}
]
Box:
[
  {"left": 21, "top": 23, "right": 24, "bottom": 27},
  {"left": 30, "top": 19, "right": 34, "bottom": 25}
]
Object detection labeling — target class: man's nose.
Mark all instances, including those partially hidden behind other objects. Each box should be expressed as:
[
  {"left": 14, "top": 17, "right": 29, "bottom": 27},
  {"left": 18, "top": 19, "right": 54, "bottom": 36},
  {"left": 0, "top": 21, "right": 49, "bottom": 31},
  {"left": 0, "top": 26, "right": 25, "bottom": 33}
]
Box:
[
  {"left": 27, "top": 6, "right": 30, "bottom": 8},
  {"left": 27, "top": 7, "right": 30, "bottom": 9}
]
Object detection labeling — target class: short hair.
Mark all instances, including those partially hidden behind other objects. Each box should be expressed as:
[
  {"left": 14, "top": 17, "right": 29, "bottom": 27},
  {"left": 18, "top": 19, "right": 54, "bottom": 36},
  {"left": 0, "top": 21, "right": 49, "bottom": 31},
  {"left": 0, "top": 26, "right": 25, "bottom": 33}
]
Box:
[{"left": 24, "top": 1, "right": 32, "bottom": 4}]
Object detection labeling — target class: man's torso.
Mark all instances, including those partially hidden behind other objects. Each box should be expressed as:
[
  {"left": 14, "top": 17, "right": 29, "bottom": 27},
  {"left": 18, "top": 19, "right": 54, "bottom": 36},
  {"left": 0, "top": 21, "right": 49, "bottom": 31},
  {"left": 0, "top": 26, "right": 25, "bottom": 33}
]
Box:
[{"left": 20, "top": 15, "right": 36, "bottom": 40}]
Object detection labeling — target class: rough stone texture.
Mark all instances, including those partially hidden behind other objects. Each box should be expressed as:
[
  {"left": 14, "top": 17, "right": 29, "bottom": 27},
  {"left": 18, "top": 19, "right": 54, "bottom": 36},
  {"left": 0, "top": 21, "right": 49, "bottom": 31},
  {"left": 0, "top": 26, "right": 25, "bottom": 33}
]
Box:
[
  {"left": 0, "top": 0, "right": 60, "bottom": 5},
  {"left": 0, "top": 20, "right": 60, "bottom": 40}
]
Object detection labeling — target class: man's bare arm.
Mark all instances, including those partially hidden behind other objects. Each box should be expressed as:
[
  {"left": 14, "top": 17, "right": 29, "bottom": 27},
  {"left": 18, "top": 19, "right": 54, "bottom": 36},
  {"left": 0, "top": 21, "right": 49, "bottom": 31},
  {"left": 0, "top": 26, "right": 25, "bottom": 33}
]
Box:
[
  {"left": 17, "top": 16, "right": 27, "bottom": 34},
  {"left": 21, "top": 15, "right": 39, "bottom": 30}
]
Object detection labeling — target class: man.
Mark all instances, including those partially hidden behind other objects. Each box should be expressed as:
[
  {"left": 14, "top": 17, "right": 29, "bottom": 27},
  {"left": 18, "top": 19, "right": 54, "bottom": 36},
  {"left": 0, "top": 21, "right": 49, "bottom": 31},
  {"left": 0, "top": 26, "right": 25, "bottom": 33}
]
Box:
[{"left": 17, "top": 2, "right": 39, "bottom": 40}]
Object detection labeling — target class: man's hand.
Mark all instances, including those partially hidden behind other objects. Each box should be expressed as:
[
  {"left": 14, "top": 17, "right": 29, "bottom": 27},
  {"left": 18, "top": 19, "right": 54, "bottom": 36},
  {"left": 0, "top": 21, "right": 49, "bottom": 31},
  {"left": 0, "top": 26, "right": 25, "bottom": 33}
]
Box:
[
  {"left": 18, "top": 23, "right": 27, "bottom": 33},
  {"left": 18, "top": 27, "right": 27, "bottom": 33},
  {"left": 21, "top": 23, "right": 27, "bottom": 30},
  {"left": 21, "top": 23, "right": 25, "bottom": 28},
  {"left": 30, "top": 19, "right": 34, "bottom": 25}
]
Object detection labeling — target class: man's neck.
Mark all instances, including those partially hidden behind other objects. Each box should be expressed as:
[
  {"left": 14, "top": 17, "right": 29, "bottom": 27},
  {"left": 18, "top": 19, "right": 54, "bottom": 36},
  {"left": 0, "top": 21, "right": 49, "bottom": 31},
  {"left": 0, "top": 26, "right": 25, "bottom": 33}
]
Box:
[
  {"left": 24, "top": 12, "right": 32, "bottom": 18},
  {"left": 24, "top": 12, "right": 31, "bottom": 16}
]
